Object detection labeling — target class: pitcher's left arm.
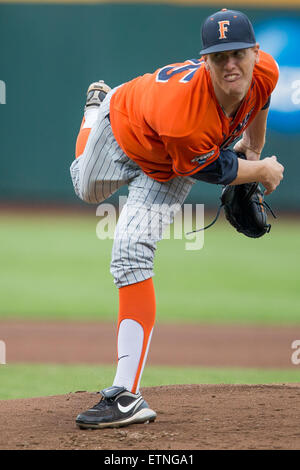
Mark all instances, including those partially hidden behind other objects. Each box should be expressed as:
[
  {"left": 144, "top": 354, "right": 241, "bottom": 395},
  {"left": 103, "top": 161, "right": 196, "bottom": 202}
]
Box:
[{"left": 234, "top": 105, "right": 270, "bottom": 161}]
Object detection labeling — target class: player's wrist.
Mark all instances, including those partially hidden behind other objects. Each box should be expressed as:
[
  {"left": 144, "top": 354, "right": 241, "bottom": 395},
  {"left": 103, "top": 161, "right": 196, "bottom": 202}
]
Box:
[
  {"left": 257, "top": 159, "right": 269, "bottom": 185},
  {"left": 234, "top": 138, "right": 263, "bottom": 161},
  {"left": 245, "top": 145, "right": 262, "bottom": 155},
  {"left": 241, "top": 138, "right": 263, "bottom": 155},
  {"left": 240, "top": 131, "right": 265, "bottom": 154}
]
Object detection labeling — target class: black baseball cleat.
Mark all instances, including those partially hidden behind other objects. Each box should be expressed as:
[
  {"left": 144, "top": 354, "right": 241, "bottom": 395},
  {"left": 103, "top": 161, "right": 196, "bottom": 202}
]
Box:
[
  {"left": 76, "top": 386, "right": 157, "bottom": 429},
  {"left": 85, "top": 80, "right": 111, "bottom": 110}
]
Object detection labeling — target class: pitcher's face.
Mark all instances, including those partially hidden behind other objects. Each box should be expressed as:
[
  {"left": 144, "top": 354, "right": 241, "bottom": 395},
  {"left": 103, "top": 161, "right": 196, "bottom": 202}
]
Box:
[{"left": 204, "top": 45, "right": 260, "bottom": 100}]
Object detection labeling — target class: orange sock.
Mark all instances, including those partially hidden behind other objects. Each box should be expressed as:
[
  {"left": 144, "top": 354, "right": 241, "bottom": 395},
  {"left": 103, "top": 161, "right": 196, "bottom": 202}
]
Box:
[
  {"left": 117, "top": 278, "right": 156, "bottom": 393},
  {"left": 75, "top": 117, "right": 92, "bottom": 159}
]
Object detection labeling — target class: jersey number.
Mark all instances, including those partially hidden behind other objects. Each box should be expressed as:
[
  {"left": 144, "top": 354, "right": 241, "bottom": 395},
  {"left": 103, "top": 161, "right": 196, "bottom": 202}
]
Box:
[{"left": 156, "top": 60, "right": 203, "bottom": 83}]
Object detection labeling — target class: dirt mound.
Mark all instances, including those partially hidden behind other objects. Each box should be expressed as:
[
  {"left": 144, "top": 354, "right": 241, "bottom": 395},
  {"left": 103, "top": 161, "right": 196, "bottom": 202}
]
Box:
[{"left": 1, "top": 384, "right": 300, "bottom": 450}]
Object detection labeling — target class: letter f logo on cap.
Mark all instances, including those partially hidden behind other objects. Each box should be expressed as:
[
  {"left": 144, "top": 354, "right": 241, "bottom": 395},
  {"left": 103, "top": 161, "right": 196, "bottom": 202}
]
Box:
[{"left": 218, "top": 20, "right": 230, "bottom": 39}]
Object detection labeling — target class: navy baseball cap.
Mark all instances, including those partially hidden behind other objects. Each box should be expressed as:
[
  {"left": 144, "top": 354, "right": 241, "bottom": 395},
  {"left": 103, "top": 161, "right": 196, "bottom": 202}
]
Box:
[{"left": 200, "top": 8, "right": 256, "bottom": 55}]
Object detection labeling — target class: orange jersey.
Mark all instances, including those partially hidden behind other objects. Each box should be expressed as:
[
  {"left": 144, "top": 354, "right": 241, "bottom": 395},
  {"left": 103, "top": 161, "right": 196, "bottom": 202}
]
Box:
[{"left": 110, "top": 50, "right": 279, "bottom": 182}]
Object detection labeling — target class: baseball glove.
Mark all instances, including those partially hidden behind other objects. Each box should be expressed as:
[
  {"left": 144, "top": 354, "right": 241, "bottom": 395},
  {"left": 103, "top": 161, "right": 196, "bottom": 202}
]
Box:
[
  {"left": 220, "top": 182, "right": 276, "bottom": 238},
  {"left": 187, "top": 178, "right": 276, "bottom": 238}
]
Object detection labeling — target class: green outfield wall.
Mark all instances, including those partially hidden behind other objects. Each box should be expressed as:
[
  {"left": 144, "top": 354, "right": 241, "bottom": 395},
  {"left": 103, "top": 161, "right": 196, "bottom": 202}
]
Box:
[{"left": 0, "top": 3, "right": 299, "bottom": 208}]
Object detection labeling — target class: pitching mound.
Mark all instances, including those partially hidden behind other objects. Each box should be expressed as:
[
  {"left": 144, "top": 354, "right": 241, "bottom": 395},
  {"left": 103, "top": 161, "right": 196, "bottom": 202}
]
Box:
[{"left": 1, "top": 384, "right": 300, "bottom": 450}]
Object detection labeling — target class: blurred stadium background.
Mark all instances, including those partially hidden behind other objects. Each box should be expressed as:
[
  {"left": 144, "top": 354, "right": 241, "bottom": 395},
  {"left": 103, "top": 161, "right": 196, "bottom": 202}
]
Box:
[
  {"left": 0, "top": 0, "right": 299, "bottom": 399},
  {"left": 0, "top": 0, "right": 300, "bottom": 207}
]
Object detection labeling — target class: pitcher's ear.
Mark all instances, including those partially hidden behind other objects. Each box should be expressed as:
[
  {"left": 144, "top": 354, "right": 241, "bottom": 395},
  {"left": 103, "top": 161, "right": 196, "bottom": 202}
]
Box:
[
  {"left": 254, "top": 43, "right": 260, "bottom": 64},
  {"left": 203, "top": 56, "right": 210, "bottom": 70}
]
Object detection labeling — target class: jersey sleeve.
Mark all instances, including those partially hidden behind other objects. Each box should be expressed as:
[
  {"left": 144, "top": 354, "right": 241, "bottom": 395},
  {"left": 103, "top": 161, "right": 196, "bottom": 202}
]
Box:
[
  {"left": 192, "top": 148, "right": 238, "bottom": 185},
  {"left": 256, "top": 51, "right": 279, "bottom": 97}
]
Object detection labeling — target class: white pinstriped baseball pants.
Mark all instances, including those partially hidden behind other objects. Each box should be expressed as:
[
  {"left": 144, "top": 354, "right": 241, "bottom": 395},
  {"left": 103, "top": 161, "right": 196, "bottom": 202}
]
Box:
[{"left": 70, "top": 88, "right": 195, "bottom": 288}]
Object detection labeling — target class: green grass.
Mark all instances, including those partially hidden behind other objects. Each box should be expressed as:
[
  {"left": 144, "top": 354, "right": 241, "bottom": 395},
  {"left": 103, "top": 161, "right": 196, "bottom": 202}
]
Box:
[
  {"left": 1, "top": 212, "right": 299, "bottom": 324},
  {"left": 0, "top": 363, "right": 299, "bottom": 400}
]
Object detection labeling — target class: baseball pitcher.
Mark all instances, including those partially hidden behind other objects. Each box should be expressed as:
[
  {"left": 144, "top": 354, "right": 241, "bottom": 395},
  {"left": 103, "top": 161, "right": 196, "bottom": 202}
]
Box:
[{"left": 70, "top": 9, "right": 284, "bottom": 429}]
